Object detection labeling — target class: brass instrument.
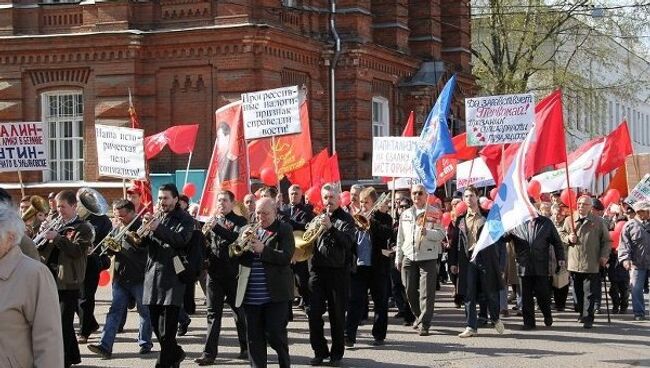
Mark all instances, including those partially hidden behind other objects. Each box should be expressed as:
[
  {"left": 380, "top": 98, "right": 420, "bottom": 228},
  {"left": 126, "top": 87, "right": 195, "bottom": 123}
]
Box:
[
  {"left": 353, "top": 192, "right": 390, "bottom": 231},
  {"left": 33, "top": 217, "right": 65, "bottom": 250},
  {"left": 202, "top": 213, "right": 225, "bottom": 238},
  {"left": 297, "top": 208, "right": 331, "bottom": 255},
  {"left": 229, "top": 222, "right": 262, "bottom": 257},
  {"left": 353, "top": 213, "right": 370, "bottom": 231},
  {"left": 22, "top": 195, "right": 49, "bottom": 222},
  {"left": 130, "top": 207, "right": 164, "bottom": 245},
  {"left": 76, "top": 187, "right": 109, "bottom": 219},
  {"left": 90, "top": 205, "right": 150, "bottom": 255}
]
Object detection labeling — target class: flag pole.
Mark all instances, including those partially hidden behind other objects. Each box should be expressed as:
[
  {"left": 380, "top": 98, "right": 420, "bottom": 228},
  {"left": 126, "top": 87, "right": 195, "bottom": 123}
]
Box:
[
  {"left": 17, "top": 170, "right": 25, "bottom": 198},
  {"left": 563, "top": 154, "right": 577, "bottom": 233},
  {"left": 390, "top": 177, "right": 396, "bottom": 221},
  {"left": 271, "top": 135, "right": 281, "bottom": 192},
  {"left": 184, "top": 150, "right": 194, "bottom": 186},
  {"left": 122, "top": 179, "right": 127, "bottom": 199}
]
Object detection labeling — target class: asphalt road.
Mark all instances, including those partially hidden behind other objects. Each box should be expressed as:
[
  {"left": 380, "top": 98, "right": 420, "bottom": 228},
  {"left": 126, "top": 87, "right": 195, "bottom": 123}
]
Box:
[{"left": 76, "top": 282, "right": 650, "bottom": 368}]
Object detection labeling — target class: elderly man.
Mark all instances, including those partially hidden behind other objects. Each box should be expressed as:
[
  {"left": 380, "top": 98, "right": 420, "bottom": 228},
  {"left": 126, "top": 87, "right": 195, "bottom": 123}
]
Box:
[
  {"left": 561, "top": 195, "right": 612, "bottom": 329},
  {"left": 234, "top": 197, "right": 295, "bottom": 368},
  {"left": 396, "top": 184, "right": 446, "bottom": 336},
  {"left": 550, "top": 204, "right": 570, "bottom": 311},
  {"left": 0, "top": 188, "right": 40, "bottom": 260},
  {"left": 0, "top": 203, "right": 64, "bottom": 368},
  {"left": 619, "top": 201, "right": 650, "bottom": 321}
]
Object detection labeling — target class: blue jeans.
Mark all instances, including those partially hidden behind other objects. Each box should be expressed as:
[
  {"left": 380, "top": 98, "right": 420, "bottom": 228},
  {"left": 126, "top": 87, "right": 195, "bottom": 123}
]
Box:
[
  {"left": 630, "top": 268, "right": 648, "bottom": 317},
  {"left": 99, "top": 282, "right": 152, "bottom": 352}
]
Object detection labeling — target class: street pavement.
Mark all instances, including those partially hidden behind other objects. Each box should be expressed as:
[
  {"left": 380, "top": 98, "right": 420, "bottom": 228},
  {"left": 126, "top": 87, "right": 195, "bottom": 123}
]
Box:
[{"left": 77, "top": 282, "right": 650, "bottom": 368}]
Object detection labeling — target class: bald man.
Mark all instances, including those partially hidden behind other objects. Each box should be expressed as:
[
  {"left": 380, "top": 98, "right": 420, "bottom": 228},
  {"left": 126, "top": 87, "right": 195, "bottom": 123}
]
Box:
[{"left": 234, "top": 197, "right": 295, "bottom": 368}]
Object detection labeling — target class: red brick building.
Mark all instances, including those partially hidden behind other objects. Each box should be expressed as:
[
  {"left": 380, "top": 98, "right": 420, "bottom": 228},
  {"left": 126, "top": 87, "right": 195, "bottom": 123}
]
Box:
[{"left": 0, "top": 0, "right": 474, "bottom": 197}]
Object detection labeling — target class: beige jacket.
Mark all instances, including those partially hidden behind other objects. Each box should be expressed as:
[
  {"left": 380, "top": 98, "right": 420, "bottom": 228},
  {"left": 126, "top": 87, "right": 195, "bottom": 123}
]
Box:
[
  {"left": 396, "top": 205, "right": 445, "bottom": 265},
  {"left": 0, "top": 246, "right": 64, "bottom": 368},
  {"left": 561, "top": 214, "right": 612, "bottom": 273}
]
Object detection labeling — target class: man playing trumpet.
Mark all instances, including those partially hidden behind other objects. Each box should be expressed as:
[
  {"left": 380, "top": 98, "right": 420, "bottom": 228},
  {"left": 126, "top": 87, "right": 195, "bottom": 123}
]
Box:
[
  {"left": 234, "top": 197, "right": 295, "bottom": 368},
  {"left": 195, "top": 190, "right": 248, "bottom": 366},
  {"left": 88, "top": 200, "right": 153, "bottom": 359}
]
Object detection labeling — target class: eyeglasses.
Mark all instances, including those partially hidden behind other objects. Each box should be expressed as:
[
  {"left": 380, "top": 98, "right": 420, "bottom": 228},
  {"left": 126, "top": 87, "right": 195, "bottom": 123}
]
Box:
[
  {"left": 411, "top": 191, "right": 424, "bottom": 196},
  {"left": 399, "top": 205, "right": 409, "bottom": 209}
]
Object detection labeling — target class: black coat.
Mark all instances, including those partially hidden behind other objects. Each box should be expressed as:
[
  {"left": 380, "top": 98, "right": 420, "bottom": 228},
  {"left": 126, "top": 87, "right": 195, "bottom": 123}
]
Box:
[
  {"left": 206, "top": 211, "right": 247, "bottom": 279},
  {"left": 310, "top": 207, "right": 356, "bottom": 270},
  {"left": 448, "top": 211, "right": 504, "bottom": 296},
  {"left": 279, "top": 203, "right": 315, "bottom": 231},
  {"left": 368, "top": 211, "right": 394, "bottom": 274},
  {"left": 236, "top": 220, "right": 295, "bottom": 306},
  {"left": 506, "top": 216, "right": 565, "bottom": 277},
  {"left": 142, "top": 206, "right": 195, "bottom": 307},
  {"left": 110, "top": 218, "right": 148, "bottom": 287}
]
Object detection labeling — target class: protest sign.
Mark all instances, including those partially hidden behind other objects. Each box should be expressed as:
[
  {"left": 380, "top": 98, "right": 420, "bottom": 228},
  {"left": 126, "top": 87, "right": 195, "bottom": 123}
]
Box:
[
  {"left": 387, "top": 177, "right": 422, "bottom": 190},
  {"left": 0, "top": 122, "right": 48, "bottom": 172},
  {"left": 465, "top": 93, "right": 535, "bottom": 146},
  {"left": 625, "top": 173, "right": 650, "bottom": 206},
  {"left": 241, "top": 86, "right": 301, "bottom": 140},
  {"left": 625, "top": 153, "right": 650, "bottom": 192},
  {"left": 456, "top": 157, "right": 495, "bottom": 189},
  {"left": 95, "top": 124, "right": 145, "bottom": 180},
  {"left": 372, "top": 137, "right": 419, "bottom": 178}
]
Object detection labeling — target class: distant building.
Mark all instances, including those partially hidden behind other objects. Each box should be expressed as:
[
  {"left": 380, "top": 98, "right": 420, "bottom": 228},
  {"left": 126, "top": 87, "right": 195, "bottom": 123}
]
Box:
[{"left": 0, "top": 0, "right": 475, "bottom": 197}]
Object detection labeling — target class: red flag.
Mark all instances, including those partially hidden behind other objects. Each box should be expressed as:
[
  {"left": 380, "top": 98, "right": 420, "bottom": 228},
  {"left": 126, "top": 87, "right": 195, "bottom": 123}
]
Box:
[
  {"left": 199, "top": 102, "right": 250, "bottom": 217},
  {"left": 522, "top": 89, "right": 567, "bottom": 177},
  {"left": 402, "top": 111, "right": 415, "bottom": 137},
  {"left": 597, "top": 121, "right": 633, "bottom": 175},
  {"left": 285, "top": 149, "right": 330, "bottom": 189},
  {"left": 329, "top": 153, "right": 341, "bottom": 182},
  {"left": 166, "top": 125, "right": 199, "bottom": 154},
  {"left": 449, "top": 133, "right": 479, "bottom": 161},
  {"left": 479, "top": 144, "right": 518, "bottom": 187},
  {"left": 607, "top": 165, "right": 628, "bottom": 197},
  {"left": 248, "top": 101, "right": 312, "bottom": 178},
  {"left": 144, "top": 131, "right": 169, "bottom": 160},
  {"left": 128, "top": 89, "right": 152, "bottom": 213},
  {"left": 435, "top": 157, "right": 457, "bottom": 186}
]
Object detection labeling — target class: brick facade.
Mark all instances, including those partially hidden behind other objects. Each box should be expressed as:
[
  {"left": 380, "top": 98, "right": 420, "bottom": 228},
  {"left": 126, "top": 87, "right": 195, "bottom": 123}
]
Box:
[{"left": 0, "top": 0, "right": 475, "bottom": 195}]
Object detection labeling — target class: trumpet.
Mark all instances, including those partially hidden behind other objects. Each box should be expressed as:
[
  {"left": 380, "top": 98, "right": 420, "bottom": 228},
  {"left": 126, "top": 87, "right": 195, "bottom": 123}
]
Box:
[
  {"left": 229, "top": 222, "right": 262, "bottom": 257},
  {"left": 33, "top": 217, "right": 65, "bottom": 250},
  {"left": 202, "top": 213, "right": 225, "bottom": 238},
  {"left": 90, "top": 205, "right": 150, "bottom": 255},
  {"left": 129, "top": 207, "right": 165, "bottom": 245}
]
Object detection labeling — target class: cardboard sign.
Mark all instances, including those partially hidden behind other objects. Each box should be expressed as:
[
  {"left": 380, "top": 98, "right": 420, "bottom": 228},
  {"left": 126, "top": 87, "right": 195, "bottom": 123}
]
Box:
[
  {"left": 456, "top": 157, "right": 495, "bottom": 189},
  {"left": 465, "top": 93, "right": 535, "bottom": 146},
  {"left": 625, "top": 173, "right": 650, "bottom": 206},
  {"left": 626, "top": 153, "right": 650, "bottom": 192},
  {"left": 0, "top": 122, "right": 48, "bottom": 172},
  {"left": 241, "top": 86, "right": 301, "bottom": 140},
  {"left": 372, "top": 137, "right": 419, "bottom": 178},
  {"left": 95, "top": 124, "right": 145, "bottom": 180}
]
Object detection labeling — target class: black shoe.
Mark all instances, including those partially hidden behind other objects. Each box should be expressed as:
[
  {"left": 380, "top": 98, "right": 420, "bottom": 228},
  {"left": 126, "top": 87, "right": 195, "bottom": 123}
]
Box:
[
  {"left": 577, "top": 316, "right": 584, "bottom": 323},
  {"left": 583, "top": 320, "right": 593, "bottom": 329},
  {"left": 544, "top": 316, "right": 553, "bottom": 327},
  {"left": 372, "top": 339, "right": 385, "bottom": 346},
  {"left": 634, "top": 315, "right": 646, "bottom": 321},
  {"left": 555, "top": 306, "right": 565, "bottom": 312},
  {"left": 612, "top": 307, "right": 619, "bottom": 314},
  {"left": 139, "top": 346, "right": 152, "bottom": 355},
  {"left": 237, "top": 350, "right": 248, "bottom": 360},
  {"left": 88, "top": 344, "right": 112, "bottom": 359},
  {"left": 177, "top": 322, "right": 190, "bottom": 336},
  {"left": 393, "top": 312, "right": 404, "bottom": 319},
  {"left": 310, "top": 355, "right": 329, "bottom": 366},
  {"left": 620, "top": 307, "right": 628, "bottom": 315},
  {"left": 344, "top": 336, "right": 354, "bottom": 347},
  {"left": 194, "top": 356, "right": 215, "bottom": 366},
  {"left": 520, "top": 324, "right": 536, "bottom": 330},
  {"left": 329, "top": 358, "right": 341, "bottom": 367},
  {"left": 403, "top": 320, "right": 414, "bottom": 326},
  {"left": 595, "top": 308, "right": 602, "bottom": 314}
]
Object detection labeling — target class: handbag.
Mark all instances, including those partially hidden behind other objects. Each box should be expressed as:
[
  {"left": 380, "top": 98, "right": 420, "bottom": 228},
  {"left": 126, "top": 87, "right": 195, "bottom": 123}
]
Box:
[{"left": 552, "top": 268, "right": 570, "bottom": 289}]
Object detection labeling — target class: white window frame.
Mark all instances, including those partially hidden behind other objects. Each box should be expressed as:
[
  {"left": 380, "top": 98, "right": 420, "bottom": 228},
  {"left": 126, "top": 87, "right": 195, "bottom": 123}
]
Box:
[
  {"left": 372, "top": 96, "right": 390, "bottom": 138},
  {"left": 41, "top": 90, "right": 84, "bottom": 182}
]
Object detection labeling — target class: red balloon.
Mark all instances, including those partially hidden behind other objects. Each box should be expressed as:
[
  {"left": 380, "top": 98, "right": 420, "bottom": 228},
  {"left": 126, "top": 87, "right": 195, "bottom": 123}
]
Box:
[
  {"left": 260, "top": 167, "right": 277, "bottom": 186},
  {"left": 427, "top": 195, "right": 441, "bottom": 206},
  {"left": 560, "top": 188, "right": 577, "bottom": 209},
  {"left": 610, "top": 230, "right": 621, "bottom": 250},
  {"left": 527, "top": 180, "right": 542, "bottom": 201},
  {"left": 339, "top": 191, "right": 351, "bottom": 207},
  {"left": 441, "top": 212, "right": 452, "bottom": 228},
  {"left": 489, "top": 188, "right": 498, "bottom": 201},
  {"left": 455, "top": 201, "right": 468, "bottom": 216},
  {"left": 98, "top": 270, "right": 111, "bottom": 287},
  {"left": 182, "top": 182, "right": 197, "bottom": 198},
  {"left": 614, "top": 220, "right": 626, "bottom": 234}
]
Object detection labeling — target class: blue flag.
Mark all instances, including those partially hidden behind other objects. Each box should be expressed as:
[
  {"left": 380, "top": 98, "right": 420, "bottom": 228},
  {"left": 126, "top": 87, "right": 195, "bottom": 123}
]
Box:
[{"left": 413, "top": 75, "right": 457, "bottom": 193}]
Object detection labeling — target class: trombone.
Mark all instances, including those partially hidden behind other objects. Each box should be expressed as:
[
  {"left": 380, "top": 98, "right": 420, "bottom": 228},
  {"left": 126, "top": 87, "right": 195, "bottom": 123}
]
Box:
[{"left": 90, "top": 205, "right": 150, "bottom": 256}]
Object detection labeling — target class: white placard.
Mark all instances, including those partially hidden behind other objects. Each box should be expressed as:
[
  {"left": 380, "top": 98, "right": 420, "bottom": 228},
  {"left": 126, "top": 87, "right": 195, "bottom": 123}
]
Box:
[
  {"left": 372, "top": 137, "right": 420, "bottom": 178},
  {"left": 95, "top": 124, "right": 145, "bottom": 180},
  {"left": 456, "top": 157, "right": 495, "bottom": 189},
  {"left": 0, "top": 122, "right": 48, "bottom": 172},
  {"left": 465, "top": 93, "right": 535, "bottom": 146},
  {"left": 387, "top": 177, "right": 422, "bottom": 190},
  {"left": 625, "top": 173, "right": 650, "bottom": 206},
  {"left": 241, "top": 86, "right": 301, "bottom": 140}
]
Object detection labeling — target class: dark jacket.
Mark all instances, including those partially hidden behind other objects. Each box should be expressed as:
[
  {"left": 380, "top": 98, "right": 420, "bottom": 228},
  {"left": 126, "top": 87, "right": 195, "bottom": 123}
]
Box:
[
  {"left": 506, "top": 216, "right": 565, "bottom": 277},
  {"left": 279, "top": 202, "right": 315, "bottom": 231},
  {"left": 448, "top": 211, "right": 503, "bottom": 296},
  {"left": 142, "top": 206, "right": 194, "bottom": 307},
  {"left": 235, "top": 220, "right": 295, "bottom": 307},
  {"left": 619, "top": 218, "right": 650, "bottom": 270},
  {"left": 206, "top": 211, "right": 248, "bottom": 279},
  {"left": 87, "top": 214, "right": 112, "bottom": 248},
  {"left": 367, "top": 211, "right": 394, "bottom": 274},
  {"left": 40, "top": 217, "right": 94, "bottom": 290},
  {"left": 309, "top": 207, "right": 356, "bottom": 270},
  {"left": 110, "top": 218, "right": 148, "bottom": 287}
]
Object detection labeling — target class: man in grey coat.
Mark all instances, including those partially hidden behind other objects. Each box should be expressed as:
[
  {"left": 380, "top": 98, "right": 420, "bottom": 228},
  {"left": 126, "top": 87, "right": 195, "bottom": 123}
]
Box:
[
  {"left": 142, "top": 183, "right": 194, "bottom": 368},
  {"left": 619, "top": 200, "right": 650, "bottom": 321}
]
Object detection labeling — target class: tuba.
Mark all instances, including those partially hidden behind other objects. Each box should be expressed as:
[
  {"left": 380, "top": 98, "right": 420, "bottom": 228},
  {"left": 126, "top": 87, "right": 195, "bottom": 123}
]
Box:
[
  {"left": 22, "top": 195, "right": 49, "bottom": 222},
  {"left": 229, "top": 222, "right": 262, "bottom": 257},
  {"left": 76, "top": 187, "right": 109, "bottom": 219}
]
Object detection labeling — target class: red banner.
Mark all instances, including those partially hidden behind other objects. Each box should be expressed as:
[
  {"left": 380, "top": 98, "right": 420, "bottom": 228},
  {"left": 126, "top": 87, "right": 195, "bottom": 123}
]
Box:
[{"left": 199, "top": 102, "right": 250, "bottom": 217}]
